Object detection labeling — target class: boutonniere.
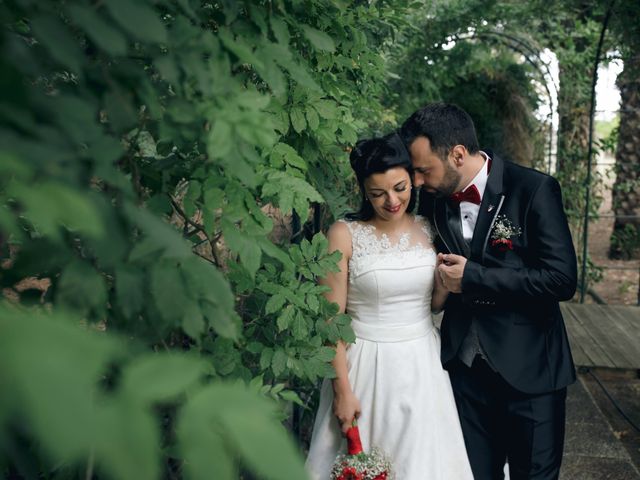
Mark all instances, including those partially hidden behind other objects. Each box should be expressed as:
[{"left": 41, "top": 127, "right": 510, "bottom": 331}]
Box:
[{"left": 490, "top": 215, "right": 521, "bottom": 252}]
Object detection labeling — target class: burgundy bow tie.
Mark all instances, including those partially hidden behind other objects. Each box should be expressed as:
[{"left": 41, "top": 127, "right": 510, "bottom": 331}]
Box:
[{"left": 449, "top": 184, "right": 481, "bottom": 206}]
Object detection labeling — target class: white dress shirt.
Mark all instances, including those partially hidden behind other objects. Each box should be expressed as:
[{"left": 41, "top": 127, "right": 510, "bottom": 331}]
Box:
[{"left": 459, "top": 151, "right": 490, "bottom": 241}]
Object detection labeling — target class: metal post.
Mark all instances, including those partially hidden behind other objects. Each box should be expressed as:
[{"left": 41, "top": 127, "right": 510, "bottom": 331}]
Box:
[{"left": 580, "top": 1, "right": 616, "bottom": 303}]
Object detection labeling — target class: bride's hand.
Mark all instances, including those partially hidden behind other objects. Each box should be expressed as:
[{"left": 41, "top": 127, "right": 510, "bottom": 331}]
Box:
[
  {"left": 332, "top": 390, "right": 361, "bottom": 434},
  {"left": 432, "top": 253, "right": 450, "bottom": 312}
]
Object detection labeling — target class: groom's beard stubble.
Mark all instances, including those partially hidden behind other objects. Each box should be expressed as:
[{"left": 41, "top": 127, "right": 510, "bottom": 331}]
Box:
[{"left": 429, "top": 161, "right": 462, "bottom": 198}]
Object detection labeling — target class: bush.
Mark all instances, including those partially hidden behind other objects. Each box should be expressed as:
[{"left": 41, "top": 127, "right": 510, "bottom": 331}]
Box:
[{"left": 0, "top": 0, "right": 412, "bottom": 478}]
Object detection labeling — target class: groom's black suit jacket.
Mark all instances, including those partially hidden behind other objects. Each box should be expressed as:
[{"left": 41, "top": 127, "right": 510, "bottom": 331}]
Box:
[{"left": 419, "top": 153, "right": 577, "bottom": 394}]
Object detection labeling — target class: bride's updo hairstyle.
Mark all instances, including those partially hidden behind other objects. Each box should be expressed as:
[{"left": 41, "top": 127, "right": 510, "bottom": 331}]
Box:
[{"left": 346, "top": 132, "right": 416, "bottom": 221}]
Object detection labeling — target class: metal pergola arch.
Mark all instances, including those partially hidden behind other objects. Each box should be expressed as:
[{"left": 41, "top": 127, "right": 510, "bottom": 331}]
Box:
[{"left": 452, "top": 29, "right": 559, "bottom": 174}]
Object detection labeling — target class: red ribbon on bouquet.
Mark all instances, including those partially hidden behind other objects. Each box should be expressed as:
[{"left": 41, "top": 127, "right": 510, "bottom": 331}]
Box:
[{"left": 346, "top": 420, "right": 364, "bottom": 455}]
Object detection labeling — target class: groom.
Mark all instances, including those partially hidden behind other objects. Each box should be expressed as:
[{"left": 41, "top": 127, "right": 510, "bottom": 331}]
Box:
[{"left": 400, "top": 103, "right": 577, "bottom": 480}]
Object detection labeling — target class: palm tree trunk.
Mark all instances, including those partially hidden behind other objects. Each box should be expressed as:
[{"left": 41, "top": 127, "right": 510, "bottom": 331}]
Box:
[{"left": 609, "top": 53, "right": 640, "bottom": 259}]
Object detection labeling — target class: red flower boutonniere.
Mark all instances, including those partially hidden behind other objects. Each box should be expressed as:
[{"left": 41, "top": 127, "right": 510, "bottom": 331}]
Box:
[
  {"left": 331, "top": 421, "right": 394, "bottom": 480},
  {"left": 490, "top": 215, "right": 521, "bottom": 252}
]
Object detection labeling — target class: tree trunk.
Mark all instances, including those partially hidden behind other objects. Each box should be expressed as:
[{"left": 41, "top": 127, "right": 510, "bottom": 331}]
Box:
[{"left": 609, "top": 53, "right": 640, "bottom": 259}]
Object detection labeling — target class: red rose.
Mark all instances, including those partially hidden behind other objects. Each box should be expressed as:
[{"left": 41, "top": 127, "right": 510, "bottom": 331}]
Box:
[
  {"left": 339, "top": 466, "right": 363, "bottom": 480},
  {"left": 491, "top": 238, "right": 513, "bottom": 252},
  {"left": 373, "top": 473, "right": 388, "bottom": 480},
  {"left": 346, "top": 425, "right": 364, "bottom": 455}
]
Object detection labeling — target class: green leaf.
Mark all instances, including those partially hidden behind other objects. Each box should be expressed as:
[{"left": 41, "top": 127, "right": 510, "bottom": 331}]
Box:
[
  {"left": 177, "top": 383, "right": 306, "bottom": 480},
  {"left": 203, "top": 186, "right": 225, "bottom": 211},
  {"left": 275, "top": 55, "right": 321, "bottom": 91},
  {"left": 0, "top": 308, "right": 122, "bottom": 461},
  {"left": 67, "top": 5, "right": 127, "bottom": 55},
  {"left": 124, "top": 203, "right": 192, "bottom": 259},
  {"left": 279, "top": 390, "right": 304, "bottom": 407},
  {"left": 182, "top": 256, "right": 235, "bottom": 313},
  {"left": 104, "top": 0, "right": 167, "bottom": 44},
  {"left": 265, "top": 293, "right": 286, "bottom": 315},
  {"left": 95, "top": 398, "right": 158, "bottom": 480},
  {"left": 270, "top": 17, "right": 290, "bottom": 45},
  {"left": 248, "top": 5, "right": 268, "bottom": 34},
  {"left": 260, "top": 348, "right": 274, "bottom": 371},
  {"left": 276, "top": 306, "right": 295, "bottom": 332},
  {"left": 181, "top": 426, "right": 236, "bottom": 479},
  {"left": 246, "top": 342, "right": 264, "bottom": 354},
  {"left": 313, "top": 100, "right": 339, "bottom": 119},
  {"left": 221, "top": 219, "right": 262, "bottom": 278},
  {"left": 306, "top": 293, "right": 319, "bottom": 313},
  {"left": 115, "top": 266, "right": 145, "bottom": 318},
  {"left": 235, "top": 89, "right": 271, "bottom": 110},
  {"left": 121, "top": 353, "right": 206, "bottom": 404},
  {"left": 261, "top": 171, "right": 323, "bottom": 221},
  {"left": 208, "top": 119, "right": 233, "bottom": 159},
  {"left": 316, "top": 346, "right": 336, "bottom": 362},
  {"left": 271, "top": 142, "right": 307, "bottom": 172},
  {"left": 208, "top": 337, "right": 239, "bottom": 375},
  {"left": 301, "top": 25, "right": 336, "bottom": 53},
  {"left": 9, "top": 182, "right": 104, "bottom": 239},
  {"left": 150, "top": 261, "right": 189, "bottom": 326},
  {"left": 291, "top": 311, "right": 308, "bottom": 339},
  {"left": 201, "top": 300, "right": 240, "bottom": 340},
  {"left": 103, "top": 87, "right": 137, "bottom": 131},
  {"left": 218, "top": 28, "right": 264, "bottom": 70},
  {"left": 129, "top": 237, "right": 164, "bottom": 262},
  {"left": 256, "top": 237, "right": 295, "bottom": 270},
  {"left": 271, "top": 349, "right": 287, "bottom": 376},
  {"left": 0, "top": 151, "right": 31, "bottom": 180},
  {"left": 221, "top": 407, "right": 307, "bottom": 480},
  {"left": 306, "top": 106, "right": 320, "bottom": 131},
  {"left": 258, "top": 59, "right": 287, "bottom": 96},
  {"left": 289, "top": 106, "right": 307, "bottom": 134},
  {"left": 31, "top": 15, "right": 83, "bottom": 73},
  {"left": 154, "top": 55, "right": 180, "bottom": 84},
  {"left": 57, "top": 260, "right": 107, "bottom": 314},
  {"left": 270, "top": 383, "right": 285, "bottom": 395},
  {"left": 182, "top": 303, "right": 206, "bottom": 339}
]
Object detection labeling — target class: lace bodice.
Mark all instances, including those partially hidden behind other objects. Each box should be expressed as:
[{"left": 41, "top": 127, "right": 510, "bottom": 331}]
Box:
[
  {"left": 338, "top": 215, "right": 437, "bottom": 330},
  {"left": 340, "top": 215, "right": 435, "bottom": 281}
]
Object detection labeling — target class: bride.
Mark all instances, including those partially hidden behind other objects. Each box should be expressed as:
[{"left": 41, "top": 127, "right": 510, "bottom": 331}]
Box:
[{"left": 305, "top": 133, "right": 473, "bottom": 479}]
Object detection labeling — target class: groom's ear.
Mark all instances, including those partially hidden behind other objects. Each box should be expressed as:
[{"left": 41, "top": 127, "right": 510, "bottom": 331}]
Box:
[{"left": 451, "top": 145, "right": 466, "bottom": 166}]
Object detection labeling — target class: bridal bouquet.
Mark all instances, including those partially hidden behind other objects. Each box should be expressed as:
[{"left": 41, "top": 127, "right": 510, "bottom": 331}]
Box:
[{"left": 330, "top": 422, "right": 394, "bottom": 480}]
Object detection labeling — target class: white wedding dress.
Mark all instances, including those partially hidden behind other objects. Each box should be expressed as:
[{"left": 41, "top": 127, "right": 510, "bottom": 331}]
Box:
[{"left": 305, "top": 215, "right": 473, "bottom": 479}]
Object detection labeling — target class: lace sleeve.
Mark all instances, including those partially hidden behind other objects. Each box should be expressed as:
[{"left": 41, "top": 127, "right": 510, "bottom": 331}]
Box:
[{"left": 415, "top": 215, "right": 435, "bottom": 246}]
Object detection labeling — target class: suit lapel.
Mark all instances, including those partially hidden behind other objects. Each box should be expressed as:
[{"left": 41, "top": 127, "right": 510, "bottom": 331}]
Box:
[
  {"left": 470, "top": 154, "right": 505, "bottom": 262},
  {"left": 432, "top": 197, "right": 463, "bottom": 255},
  {"left": 446, "top": 204, "right": 470, "bottom": 257}
]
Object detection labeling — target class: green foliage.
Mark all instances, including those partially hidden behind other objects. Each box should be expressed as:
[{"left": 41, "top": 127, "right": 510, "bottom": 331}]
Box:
[
  {"left": 610, "top": 223, "right": 640, "bottom": 260},
  {"left": 0, "top": 0, "right": 414, "bottom": 477},
  {"left": 595, "top": 117, "right": 619, "bottom": 150},
  {"left": 0, "top": 304, "right": 307, "bottom": 480},
  {"left": 385, "top": 0, "right": 547, "bottom": 167}
]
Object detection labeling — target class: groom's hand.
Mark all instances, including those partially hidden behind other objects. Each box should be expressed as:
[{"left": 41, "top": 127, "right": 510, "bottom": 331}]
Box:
[{"left": 437, "top": 253, "right": 467, "bottom": 293}]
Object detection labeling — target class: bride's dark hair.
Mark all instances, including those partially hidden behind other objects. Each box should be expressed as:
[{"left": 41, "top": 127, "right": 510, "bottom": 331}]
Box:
[{"left": 345, "top": 132, "right": 416, "bottom": 221}]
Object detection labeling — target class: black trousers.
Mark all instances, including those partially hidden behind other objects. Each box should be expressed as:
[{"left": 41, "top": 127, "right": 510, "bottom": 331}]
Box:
[{"left": 448, "top": 358, "right": 567, "bottom": 480}]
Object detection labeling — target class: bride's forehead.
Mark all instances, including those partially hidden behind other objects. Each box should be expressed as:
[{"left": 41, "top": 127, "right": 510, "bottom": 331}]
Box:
[{"left": 365, "top": 167, "right": 410, "bottom": 188}]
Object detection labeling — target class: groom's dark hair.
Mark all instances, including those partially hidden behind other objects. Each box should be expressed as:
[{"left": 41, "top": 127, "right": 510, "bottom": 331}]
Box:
[
  {"left": 346, "top": 132, "right": 416, "bottom": 221},
  {"left": 400, "top": 103, "right": 480, "bottom": 159}
]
